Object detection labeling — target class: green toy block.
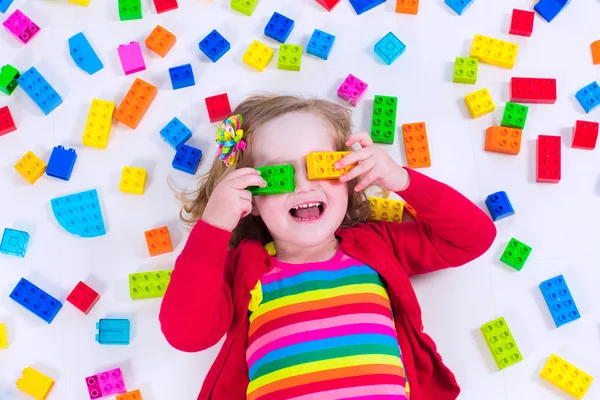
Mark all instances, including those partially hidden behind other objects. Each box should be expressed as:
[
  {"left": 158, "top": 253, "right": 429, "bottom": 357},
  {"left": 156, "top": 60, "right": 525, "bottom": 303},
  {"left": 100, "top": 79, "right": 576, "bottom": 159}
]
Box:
[
  {"left": 500, "top": 238, "right": 532, "bottom": 271},
  {"left": 480, "top": 317, "right": 523, "bottom": 370},
  {"left": 129, "top": 270, "right": 171, "bottom": 300},
  {"left": 501, "top": 102, "right": 528, "bottom": 130},
  {"left": 231, "top": 0, "right": 258, "bottom": 16},
  {"left": 0, "top": 64, "right": 20, "bottom": 96},
  {"left": 249, "top": 164, "right": 295, "bottom": 196},
  {"left": 453, "top": 57, "right": 478, "bottom": 84},
  {"left": 371, "top": 95, "right": 398, "bottom": 144},
  {"left": 278, "top": 44, "right": 303, "bottom": 71},
  {"left": 118, "top": 0, "right": 142, "bottom": 21}
]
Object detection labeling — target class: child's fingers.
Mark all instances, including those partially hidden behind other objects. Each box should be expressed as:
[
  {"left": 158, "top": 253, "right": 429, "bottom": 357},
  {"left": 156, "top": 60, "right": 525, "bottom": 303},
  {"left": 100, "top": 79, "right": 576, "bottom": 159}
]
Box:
[
  {"left": 224, "top": 167, "right": 260, "bottom": 181},
  {"left": 346, "top": 132, "right": 373, "bottom": 148},
  {"left": 335, "top": 147, "right": 371, "bottom": 169},
  {"left": 355, "top": 169, "right": 379, "bottom": 192},
  {"left": 231, "top": 174, "right": 266, "bottom": 190},
  {"left": 339, "top": 157, "right": 375, "bottom": 182}
]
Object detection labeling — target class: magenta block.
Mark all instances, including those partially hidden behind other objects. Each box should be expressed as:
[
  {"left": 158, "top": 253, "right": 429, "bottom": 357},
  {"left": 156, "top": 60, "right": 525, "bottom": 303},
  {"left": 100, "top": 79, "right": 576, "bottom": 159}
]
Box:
[
  {"left": 337, "top": 73, "right": 368, "bottom": 107},
  {"left": 3, "top": 9, "right": 40, "bottom": 44},
  {"left": 85, "top": 368, "right": 126, "bottom": 399},
  {"left": 117, "top": 41, "right": 146, "bottom": 75}
]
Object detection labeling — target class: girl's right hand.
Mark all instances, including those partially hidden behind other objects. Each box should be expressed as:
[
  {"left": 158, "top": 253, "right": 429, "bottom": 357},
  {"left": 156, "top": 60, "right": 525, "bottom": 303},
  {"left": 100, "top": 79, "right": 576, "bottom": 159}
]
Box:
[{"left": 201, "top": 168, "right": 265, "bottom": 232}]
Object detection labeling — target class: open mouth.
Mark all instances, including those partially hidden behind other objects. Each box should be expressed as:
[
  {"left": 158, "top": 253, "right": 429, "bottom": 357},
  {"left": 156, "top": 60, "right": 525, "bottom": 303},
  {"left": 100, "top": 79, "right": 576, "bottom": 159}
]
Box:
[{"left": 289, "top": 202, "right": 325, "bottom": 221}]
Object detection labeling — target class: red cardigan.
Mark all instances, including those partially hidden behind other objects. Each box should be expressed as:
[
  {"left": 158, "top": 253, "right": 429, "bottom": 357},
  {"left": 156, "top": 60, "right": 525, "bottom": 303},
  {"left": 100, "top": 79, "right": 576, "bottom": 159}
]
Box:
[{"left": 159, "top": 169, "right": 497, "bottom": 400}]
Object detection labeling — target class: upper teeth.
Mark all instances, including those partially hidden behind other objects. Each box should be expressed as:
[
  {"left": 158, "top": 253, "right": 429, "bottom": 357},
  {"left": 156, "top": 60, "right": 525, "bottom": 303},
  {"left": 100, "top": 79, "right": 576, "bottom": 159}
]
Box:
[{"left": 293, "top": 202, "right": 321, "bottom": 209}]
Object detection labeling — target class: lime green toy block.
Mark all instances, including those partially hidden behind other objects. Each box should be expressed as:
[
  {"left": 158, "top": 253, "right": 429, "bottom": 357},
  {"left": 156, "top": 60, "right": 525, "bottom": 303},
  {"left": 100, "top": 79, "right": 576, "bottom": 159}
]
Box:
[
  {"left": 481, "top": 317, "right": 523, "bottom": 370},
  {"left": 453, "top": 57, "right": 478, "bottom": 84},
  {"left": 278, "top": 44, "right": 303, "bottom": 71},
  {"left": 500, "top": 238, "right": 532, "bottom": 271},
  {"left": 249, "top": 164, "right": 295, "bottom": 196},
  {"left": 501, "top": 102, "right": 528, "bottom": 130},
  {"left": 371, "top": 95, "right": 398, "bottom": 144},
  {"left": 231, "top": 0, "right": 258, "bottom": 16},
  {"left": 0, "top": 64, "right": 20, "bottom": 96},
  {"left": 119, "top": 0, "right": 142, "bottom": 21},
  {"left": 129, "top": 270, "right": 171, "bottom": 300}
]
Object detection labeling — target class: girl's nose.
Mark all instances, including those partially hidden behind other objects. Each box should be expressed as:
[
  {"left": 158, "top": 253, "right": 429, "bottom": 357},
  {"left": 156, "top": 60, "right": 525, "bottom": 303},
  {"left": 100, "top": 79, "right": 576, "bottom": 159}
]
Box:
[{"left": 294, "top": 163, "right": 320, "bottom": 193}]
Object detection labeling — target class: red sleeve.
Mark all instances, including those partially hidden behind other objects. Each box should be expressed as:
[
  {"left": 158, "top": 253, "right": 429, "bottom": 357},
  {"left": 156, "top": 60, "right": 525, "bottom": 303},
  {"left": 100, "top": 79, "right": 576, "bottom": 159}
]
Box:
[{"left": 159, "top": 219, "right": 234, "bottom": 352}]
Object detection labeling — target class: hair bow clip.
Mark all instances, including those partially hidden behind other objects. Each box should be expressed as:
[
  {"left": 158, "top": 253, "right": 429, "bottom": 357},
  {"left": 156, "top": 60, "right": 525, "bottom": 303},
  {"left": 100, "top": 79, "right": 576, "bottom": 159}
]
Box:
[{"left": 216, "top": 114, "right": 247, "bottom": 166}]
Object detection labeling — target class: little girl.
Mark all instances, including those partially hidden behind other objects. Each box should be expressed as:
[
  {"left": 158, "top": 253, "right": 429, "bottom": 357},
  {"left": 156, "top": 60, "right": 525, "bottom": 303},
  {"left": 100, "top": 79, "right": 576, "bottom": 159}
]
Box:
[{"left": 160, "top": 95, "right": 496, "bottom": 400}]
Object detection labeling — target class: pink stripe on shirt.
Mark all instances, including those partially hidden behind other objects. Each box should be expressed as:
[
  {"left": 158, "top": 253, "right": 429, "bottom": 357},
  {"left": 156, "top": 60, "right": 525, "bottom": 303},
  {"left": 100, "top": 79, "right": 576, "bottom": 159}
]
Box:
[{"left": 289, "top": 384, "right": 407, "bottom": 400}]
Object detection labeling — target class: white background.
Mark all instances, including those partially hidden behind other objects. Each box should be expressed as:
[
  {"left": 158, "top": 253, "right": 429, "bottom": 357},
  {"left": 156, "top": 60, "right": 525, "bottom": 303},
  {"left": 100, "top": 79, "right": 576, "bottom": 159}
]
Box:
[{"left": 1, "top": 0, "right": 599, "bottom": 399}]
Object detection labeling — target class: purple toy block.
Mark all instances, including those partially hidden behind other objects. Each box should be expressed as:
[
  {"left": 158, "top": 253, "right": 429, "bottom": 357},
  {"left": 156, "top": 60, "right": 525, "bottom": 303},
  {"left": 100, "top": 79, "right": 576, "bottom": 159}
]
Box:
[
  {"left": 2, "top": 9, "right": 40, "bottom": 44},
  {"left": 117, "top": 41, "right": 146, "bottom": 75},
  {"left": 337, "top": 74, "right": 368, "bottom": 107},
  {"left": 85, "top": 368, "right": 126, "bottom": 399}
]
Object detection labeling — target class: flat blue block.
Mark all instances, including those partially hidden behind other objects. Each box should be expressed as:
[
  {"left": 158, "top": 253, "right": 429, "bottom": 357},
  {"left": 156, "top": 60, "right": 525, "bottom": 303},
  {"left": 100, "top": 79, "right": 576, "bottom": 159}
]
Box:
[
  {"left": 534, "top": 0, "right": 570, "bottom": 22},
  {"left": 374, "top": 32, "right": 405, "bottom": 65},
  {"left": 68, "top": 32, "right": 103, "bottom": 75},
  {"left": 46, "top": 145, "right": 77, "bottom": 181},
  {"left": 0, "top": 228, "right": 30, "bottom": 257},
  {"left": 96, "top": 319, "right": 130, "bottom": 345},
  {"left": 50, "top": 189, "right": 106, "bottom": 238},
  {"left": 199, "top": 29, "right": 230, "bottom": 63},
  {"left": 169, "top": 64, "right": 195, "bottom": 90},
  {"left": 444, "top": 0, "right": 474, "bottom": 15},
  {"left": 17, "top": 67, "right": 63, "bottom": 115},
  {"left": 0, "top": 0, "right": 14, "bottom": 13},
  {"left": 485, "top": 191, "right": 515, "bottom": 222},
  {"left": 264, "top": 12, "right": 294, "bottom": 43},
  {"left": 172, "top": 144, "right": 202, "bottom": 175},
  {"left": 307, "top": 29, "right": 335, "bottom": 60},
  {"left": 539, "top": 275, "right": 580, "bottom": 328},
  {"left": 10, "top": 278, "right": 63, "bottom": 323},
  {"left": 575, "top": 81, "right": 600, "bottom": 114},
  {"left": 160, "top": 117, "right": 192, "bottom": 149},
  {"left": 348, "top": 0, "right": 386, "bottom": 15}
]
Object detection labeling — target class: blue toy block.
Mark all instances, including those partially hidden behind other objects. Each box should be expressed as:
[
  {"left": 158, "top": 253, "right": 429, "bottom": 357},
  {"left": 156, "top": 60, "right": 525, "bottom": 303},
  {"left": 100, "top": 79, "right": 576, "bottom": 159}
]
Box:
[
  {"left": 575, "top": 82, "right": 600, "bottom": 114},
  {"left": 307, "top": 29, "right": 335, "bottom": 60},
  {"left": 0, "top": 0, "right": 14, "bottom": 13},
  {"left": 9, "top": 278, "right": 63, "bottom": 323},
  {"left": 46, "top": 145, "right": 77, "bottom": 181},
  {"left": 50, "top": 189, "right": 106, "bottom": 238},
  {"left": 68, "top": 32, "right": 103, "bottom": 75},
  {"left": 160, "top": 117, "right": 192, "bottom": 149},
  {"left": 96, "top": 319, "right": 130, "bottom": 345},
  {"left": 199, "top": 29, "right": 230, "bottom": 63},
  {"left": 485, "top": 191, "right": 515, "bottom": 222},
  {"left": 534, "top": 0, "right": 570, "bottom": 22},
  {"left": 539, "top": 275, "right": 580, "bottom": 328},
  {"left": 172, "top": 144, "right": 202, "bottom": 175},
  {"left": 0, "top": 228, "right": 29, "bottom": 257},
  {"left": 444, "top": 0, "right": 474, "bottom": 15},
  {"left": 348, "top": 0, "right": 386, "bottom": 15},
  {"left": 374, "top": 32, "right": 405, "bottom": 65},
  {"left": 169, "top": 64, "right": 195, "bottom": 90},
  {"left": 264, "top": 12, "right": 294, "bottom": 43},
  {"left": 17, "top": 67, "right": 63, "bottom": 115}
]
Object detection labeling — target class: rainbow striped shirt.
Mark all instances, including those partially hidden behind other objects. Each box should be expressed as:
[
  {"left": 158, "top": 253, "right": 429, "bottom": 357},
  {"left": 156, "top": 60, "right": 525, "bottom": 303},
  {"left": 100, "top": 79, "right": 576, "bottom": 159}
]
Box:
[{"left": 246, "top": 249, "right": 410, "bottom": 400}]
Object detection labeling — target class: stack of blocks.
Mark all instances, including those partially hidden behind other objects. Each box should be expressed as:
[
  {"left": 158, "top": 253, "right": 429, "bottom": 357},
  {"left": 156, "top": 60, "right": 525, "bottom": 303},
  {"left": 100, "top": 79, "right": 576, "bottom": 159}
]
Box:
[
  {"left": 371, "top": 95, "right": 398, "bottom": 144},
  {"left": 96, "top": 319, "right": 130, "bottom": 345},
  {"left": 248, "top": 165, "right": 295, "bottom": 195},
  {"left": 119, "top": 166, "right": 147, "bottom": 195},
  {"left": 50, "top": 189, "right": 106, "bottom": 238},
  {"left": 172, "top": 144, "right": 202, "bottom": 174},
  {"left": 16, "top": 367, "right": 54, "bottom": 400},
  {"left": 129, "top": 270, "right": 172, "bottom": 300},
  {"left": 402, "top": 122, "right": 431, "bottom": 168},
  {"left": 337, "top": 74, "right": 368, "bottom": 106},
  {"left": 369, "top": 197, "right": 404, "bottom": 222},
  {"left": 306, "top": 152, "right": 355, "bottom": 180},
  {"left": 144, "top": 226, "right": 173, "bottom": 256},
  {"left": 85, "top": 368, "right": 127, "bottom": 397},
  {"left": 480, "top": 317, "right": 523, "bottom": 370},
  {"left": 9, "top": 278, "right": 63, "bottom": 323},
  {"left": 145, "top": 25, "right": 176, "bottom": 57},
  {"left": 160, "top": 117, "right": 192, "bottom": 148},
  {"left": 0, "top": 228, "right": 30, "bottom": 257},
  {"left": 500, "top": 238, "right": 532, "bottom": 271}
]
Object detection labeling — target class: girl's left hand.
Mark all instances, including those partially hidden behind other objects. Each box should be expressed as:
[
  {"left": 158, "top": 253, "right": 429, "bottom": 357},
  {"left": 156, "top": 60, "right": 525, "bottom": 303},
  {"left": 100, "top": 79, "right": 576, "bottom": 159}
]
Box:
[{"left": 335, "top": 132, "right": 410, "bottom": 192}]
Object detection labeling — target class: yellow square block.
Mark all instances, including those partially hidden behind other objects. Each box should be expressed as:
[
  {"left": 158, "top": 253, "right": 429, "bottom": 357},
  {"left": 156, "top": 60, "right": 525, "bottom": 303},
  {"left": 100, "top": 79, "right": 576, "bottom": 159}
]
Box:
[
  {"left": 470, "top": 34, "right": 518, "bottom": 69},
  {"left": 82, "top": 99, "right": 115, "bottom": 149},
  {"left": 464, "top": 88, "right": 495, "bottom": 119},
  {"left": 69, "top": 0, "right": 91, "bottom": 5},
  {"left": 14, "top": 151, "right": 46, "bottom": 184},
  {"left": 0, "top": 323, "right": 7, "bottom": 349},
  {"left": 120, "top": 166, "right": 147, "bottom": 194},
  {"left": 16, "top": 367, "right": 54, "bottom": 400},
  {"left": 540, "top": 354, "right": 593, "bottom": 399},
  {"left": 243, "top": 40, "right": 274, "bottom": 72},
  {"left": 369, "top": 197, "right": 404, "bottom": 223},
  {"left": 306, "top": 151, "right": 355, "bottom": 180}
]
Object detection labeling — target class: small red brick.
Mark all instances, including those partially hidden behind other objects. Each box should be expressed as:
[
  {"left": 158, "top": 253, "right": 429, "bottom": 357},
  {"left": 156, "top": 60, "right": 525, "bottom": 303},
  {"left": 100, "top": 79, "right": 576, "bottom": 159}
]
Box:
[
  {"left": 572, "top": 120, "right": 599, "bottom": 150},
  {"left": 0, "top": 106, "right": 16, "bottom": 136},
  {"left": 315, "top": 0, "right": 341, "bottom": 11},
  {"left": 509, "top": 9, "right": 534, "bottom": 37},
  {"left": 205, "top": 93, "right": 232, "bottom": 123},
  {"left": 153, "top": 0, "right": 178, "bottom": 14},
  {"left": 536, "top": 135, "right": 561, "bottom": 183},
  {"left": 66, "top": 281, "right": 100, "bottom": 314}
]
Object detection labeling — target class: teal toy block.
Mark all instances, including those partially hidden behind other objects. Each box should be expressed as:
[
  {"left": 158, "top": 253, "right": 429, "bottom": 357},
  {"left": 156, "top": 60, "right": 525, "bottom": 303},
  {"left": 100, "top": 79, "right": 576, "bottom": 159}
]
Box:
[
  {"left": 539, "top": 274, "right": 580, "bottom": 327},
  {"left": 371, "top": 95, "right": 398, "bottom": 144},
  {"left": 249, "top": 164, "right": 295, "bottom": 196},
  {"left": 118, "top": 0, "right": 142, "bottom": 20},
  {"left": 453, "top": 57, "right": 478, "bottom": 84},
  {"left": 17, "top": 67, "right": 63, "bottom": 115},
  {"left": 96, "top": 319, "right": 130, "bottom": 345},
  {"left": 0, "top": 64, "right": 20, "bottom": 95},
  {"left": 50, "top": 189, "right": 106, "bottom": 238},
  {"left": 500, "top": 238, "right": 532, "bottom": 271},
  {"left": 68, "top": 32, "right": 103, "bottom": 75},
  {"left": 501, "top": 102, "right": 528, "bottom": 130},
  {"left": 374, "top": 32, "right": 405, "bottom": 65},
  {"left": 0, "top": 228, "right": 29, "bottom": 257},
  {"left": 278, "top": 44, "right": 302, "bottom": 71}
]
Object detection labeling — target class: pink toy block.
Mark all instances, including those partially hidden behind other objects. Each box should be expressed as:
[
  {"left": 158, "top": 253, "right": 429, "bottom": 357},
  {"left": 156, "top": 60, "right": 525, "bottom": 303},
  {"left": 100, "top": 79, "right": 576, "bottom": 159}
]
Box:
[
  {"left": 337, "top": 74, "right": 368, "bottom": 106},
  {"left": 3, "top": 9, "right": 40, "bottom": 44},
  {"left": 117, "top": 41, "right": 146, "bottom": 75},
  {"left": 85, "top": 368, "right": 126, "bottom": 399}
]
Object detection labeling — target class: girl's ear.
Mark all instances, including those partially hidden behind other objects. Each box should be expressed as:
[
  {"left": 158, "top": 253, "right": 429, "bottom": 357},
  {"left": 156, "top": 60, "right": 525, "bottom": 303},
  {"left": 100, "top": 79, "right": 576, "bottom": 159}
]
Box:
[{"left": 250, "top": 198, "right": 260, "bottom": 216}]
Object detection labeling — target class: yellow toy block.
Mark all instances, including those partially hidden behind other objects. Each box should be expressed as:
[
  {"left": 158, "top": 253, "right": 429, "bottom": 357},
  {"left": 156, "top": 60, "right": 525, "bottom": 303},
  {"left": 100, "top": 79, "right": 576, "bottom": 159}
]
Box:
[
  {"left": 264, "top": 242, "right": 276, "bottom": 256},
  {"left": 120, "top": 166, "right": 147, "bottom": 195},
  {"left": 16, "top": 367, "right": 54, "bottom": 400},
  {"left": 470, "top": 34, "right": 518, "bottom": 69},
  {"left": 82, "top": 99, "right": 115, "bottom": 149},
  {"left": 69, "top": 0, "right": 91, "bottom": 5},
  {"left": 464, "top": 88, "right": 495, "bottom": 119},
  {"left": 0, "top": 323, "right": 7, "bottom": 349},
  {"left": 369, "top": 197, "right": 404, "bottom": 222},
  {"left": 306, "top": 151, "right": 355, "bottom": 180},
  {"left": 540, "top": 354, "right": 593, "bottom": 399},
  {"left": 14, "top": 151, "right": 46, "bottom": 184},
  {"left": 243, "top": 40, "right": 274, "bottom": 72}
]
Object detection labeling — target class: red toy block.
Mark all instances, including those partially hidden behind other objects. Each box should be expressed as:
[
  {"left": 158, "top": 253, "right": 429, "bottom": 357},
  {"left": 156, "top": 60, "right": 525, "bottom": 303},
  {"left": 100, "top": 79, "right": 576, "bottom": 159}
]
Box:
[
  {"left": 145, "top": 226, "right": 173, "bottom": 257},
  {"left": 572, "top": 120, "right": 599, "bottom": 150},
  {"left": 509, "top": 9, "right": 534, "bottom": 37},
  {"left": 0, "top": 106, "right": 16, "bottom": 136},
  {"left": 511, "top": 77, "right": 556, "bottom": 104},
  {"left": 315, "top": 0, "right": 341, "bottom": 11},
  {"left": 205, "top": 93, "right": 231, "bottom": 123},
  {"left": 537, "top": 135, "right": 561, "bottom": 183},
  {"left": 66, "top": 281, "right": 99, "bottom": 314},
  {"left": 153, "top": 0, "right": 178, "bottom": 14}
]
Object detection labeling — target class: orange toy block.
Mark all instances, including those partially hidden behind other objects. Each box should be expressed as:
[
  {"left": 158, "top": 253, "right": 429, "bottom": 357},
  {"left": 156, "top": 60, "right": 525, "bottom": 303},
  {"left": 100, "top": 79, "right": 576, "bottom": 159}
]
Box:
[
  {"left": 396, "top": 0, "right": 418, "bottom": 14},
  {"left": 115, "top": 79, "right": 157, "bottom": 129},
  {"left": 117, "top": 389, "right": 143, "bottom": 400},
  {"left": 145, "top": 226, "right": 173, "bottom": 257},
  {"left": 404, "top": 203, "right": 417, "bottom": 219},
  {"left": 145, "top": 25, "right": 176, "bottom": 58},
  {"left": 402, "top": 122, "right": 431, "bottom": 168},
  {"left": 485, "top": 126, "right": 522, "bottom": 155},
  {"left": 592, "top": 40, "right": 600, "bottom": 65}
]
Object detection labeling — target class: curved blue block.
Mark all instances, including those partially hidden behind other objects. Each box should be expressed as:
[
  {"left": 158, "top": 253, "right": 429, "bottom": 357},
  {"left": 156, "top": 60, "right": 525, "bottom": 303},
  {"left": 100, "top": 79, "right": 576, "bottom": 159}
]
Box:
[
  {"left": 68, "top": 32, "right": 103, "bottom": 75},
  {"left": 50, "top": 189, "right": 106, "bottom": 238}
]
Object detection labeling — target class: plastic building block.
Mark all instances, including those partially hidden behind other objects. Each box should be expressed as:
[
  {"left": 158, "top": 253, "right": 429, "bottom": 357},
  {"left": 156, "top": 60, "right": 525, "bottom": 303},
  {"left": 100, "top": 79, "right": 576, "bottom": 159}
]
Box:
[
  {"left": 453, "top": 57, "right": 478, "bottom": 84},
  {"left": 575, "top": 81, "right": 600, "bottom": 114},
  {"left": 485, "top": 127, "right": 522, "bottom": 155},
  {"left": 371, "top": 95, "right": 398, "bottom": 144},
  {"left": 265, "top": 241, "right": 276, "bottom": 256},
  {"left": 18, "top": 67, "right": 63, "bottom": 115},
  {"left": 480, "top": 317, "right": 523, "bottom": 370},
  {"left": 117, "top": 390, "right": 143, "bottom": 400},
  {"left": 85, "top": 368, "right": 127, "bottom": 399},
  {"left": 374, "top": 32, "right": 405, "bottom": 65},
  {"left": 119, "top": 166, "right": 147, "bottom": 195},
  {"left": 66, "top": 281, "right": 99, "bottom": 314},
  {"left": 243, "top": 40, "right": 274, "bottom": 72},
  {"left": 68, "top": 32, "right": 103, "bottom": 75},
  {"left": 510, "top": 77, "right": 557, "bottom": 104},
  {"left": 199, "top": 29, "right": 230, "bottom": 62},
  {"left": 307, "top": 29, "right": 335, "bottom": 60},
  {"left": 129, "top": 270, "right": 172, "bottom": 300},
  {"left": 115, "top": 78, "right": 157, "bottom": 129},
  {"left": 572, "top": 120, "right": 599, "bottom": 149},
  {"left": 169, "top": 64, "right": 195, "bottom": 90},
  {"left": 501, "top": 102, "right": 528, "bottom": 129},
  {"left": 0, "top": 64, "right": 19, "bottom": 95},
  {"left": 0, "top": 0, "right": 14, "bottom": 13},
  {"left": 9, "top": 278, "right": 63, "bottom": 323},
  {"left": 592, "top": 40, "right": 600, "bottom": 65},
  {"left": 14, "top": 151, "right": 46, "bottom": 184},
  {"left": 96, "top": 319, "right": 130, "bottom": 345},
  {"left": 537, "top": 135, "right": 561, "bottom": 183},
  {"left": 0, "top": 105, "right": 16, "bottom": 135},
  {"left": 540, "top": 354, "right": 592, "bottom": 399},
  {"left": 172, "top": 144, "right": 202, "bottom": 174},
  {"left": 16, "top": 367, "right": 54, "bottom": 400},
  {"left": 46, "top": 145, "right": 77, "bottom": 181},
  {"left": 145, "top": 25, "right": 176, "bottom": 58},
  {"left": 145, "top": 226, "right": 173, "bottom": 256},
  {"left": 278, "top": 44, "right": 303, "bottom": 71},
  {"left": 69, "top": 0, "right": 91, "bottom": 5},
  {"left": 464, "top": 88, "right": 495, "bottom": 118},
  {"left": 50, "top": 189, "right": 106, "bottom": 238},
  {"left": 349, "top": 0, "right": 385, "bottom": 15},
  {"left": 534, "top": 0, "right": 570, "bottom": 22},
  {"left": 205, "top": 93, "right": 231, "bottom": 123},
  {"left": 0, "top": 323, "right": 6, "bottom": 349},
  {"left": 402, "top": 122, "right": 431, "bottom": 168},
  {"left": 444, "top": 0, "right": 474, "bottom": 15},
  {"left": 248, "top": 164, "right": 295, "bottom": 196},
  {"left": 404, "top": 203, "right": 417, "bottom": 219},
  {"left": 337, "top": 74, "right": 368, "bottom": 106},
  {"left": 160, "top": 117, "right": 191, "bottom": 148},
  {"left": 0, "top": 228, "right": 29, "bottom": 257},
  {"left": 306, "top": 151, "right": 355, "bottom": 180},
  {"left": 82, "top": 99, "right": 115, "bottom": 149},
  {"left": 231, "top": 0, "right": 258, "bottom": 16},
  {"left": 264, "top": 12, "right": 294, "bottom": 43},
  {"left": 500, "top": 238, "right": 531, "bottom": 271},
  {"left": 485, "top": 191, "right": 514, "bottom": 222},
  {"left": 510, "top": 9, "right": 534, "bottom": 36},
  {"left": 118, "top": 0, "right": 142, "bottom": 20},
  {"left": 117, "top": 41, "right": 146, "bottom": 75},
  {"left": 315, "top": 0, "right": 340, "bottom": 11},
  {"left": 3, "top": 9, "right": 40, "bottom": 44},
  {"left": 369, "top": 197, "right": 404, "bottom": 223},
  {"left": 539, "top": 275, "right": 580, "bottom": 327},
  {"left": 470, "top": 35, "right": 518, "bottom": 69},
  {"left": 153, "top": 0, "right": 177, "bottom": 13},
  {"left": 396, "top": 0, "right": 418, "bottom": 14}
]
